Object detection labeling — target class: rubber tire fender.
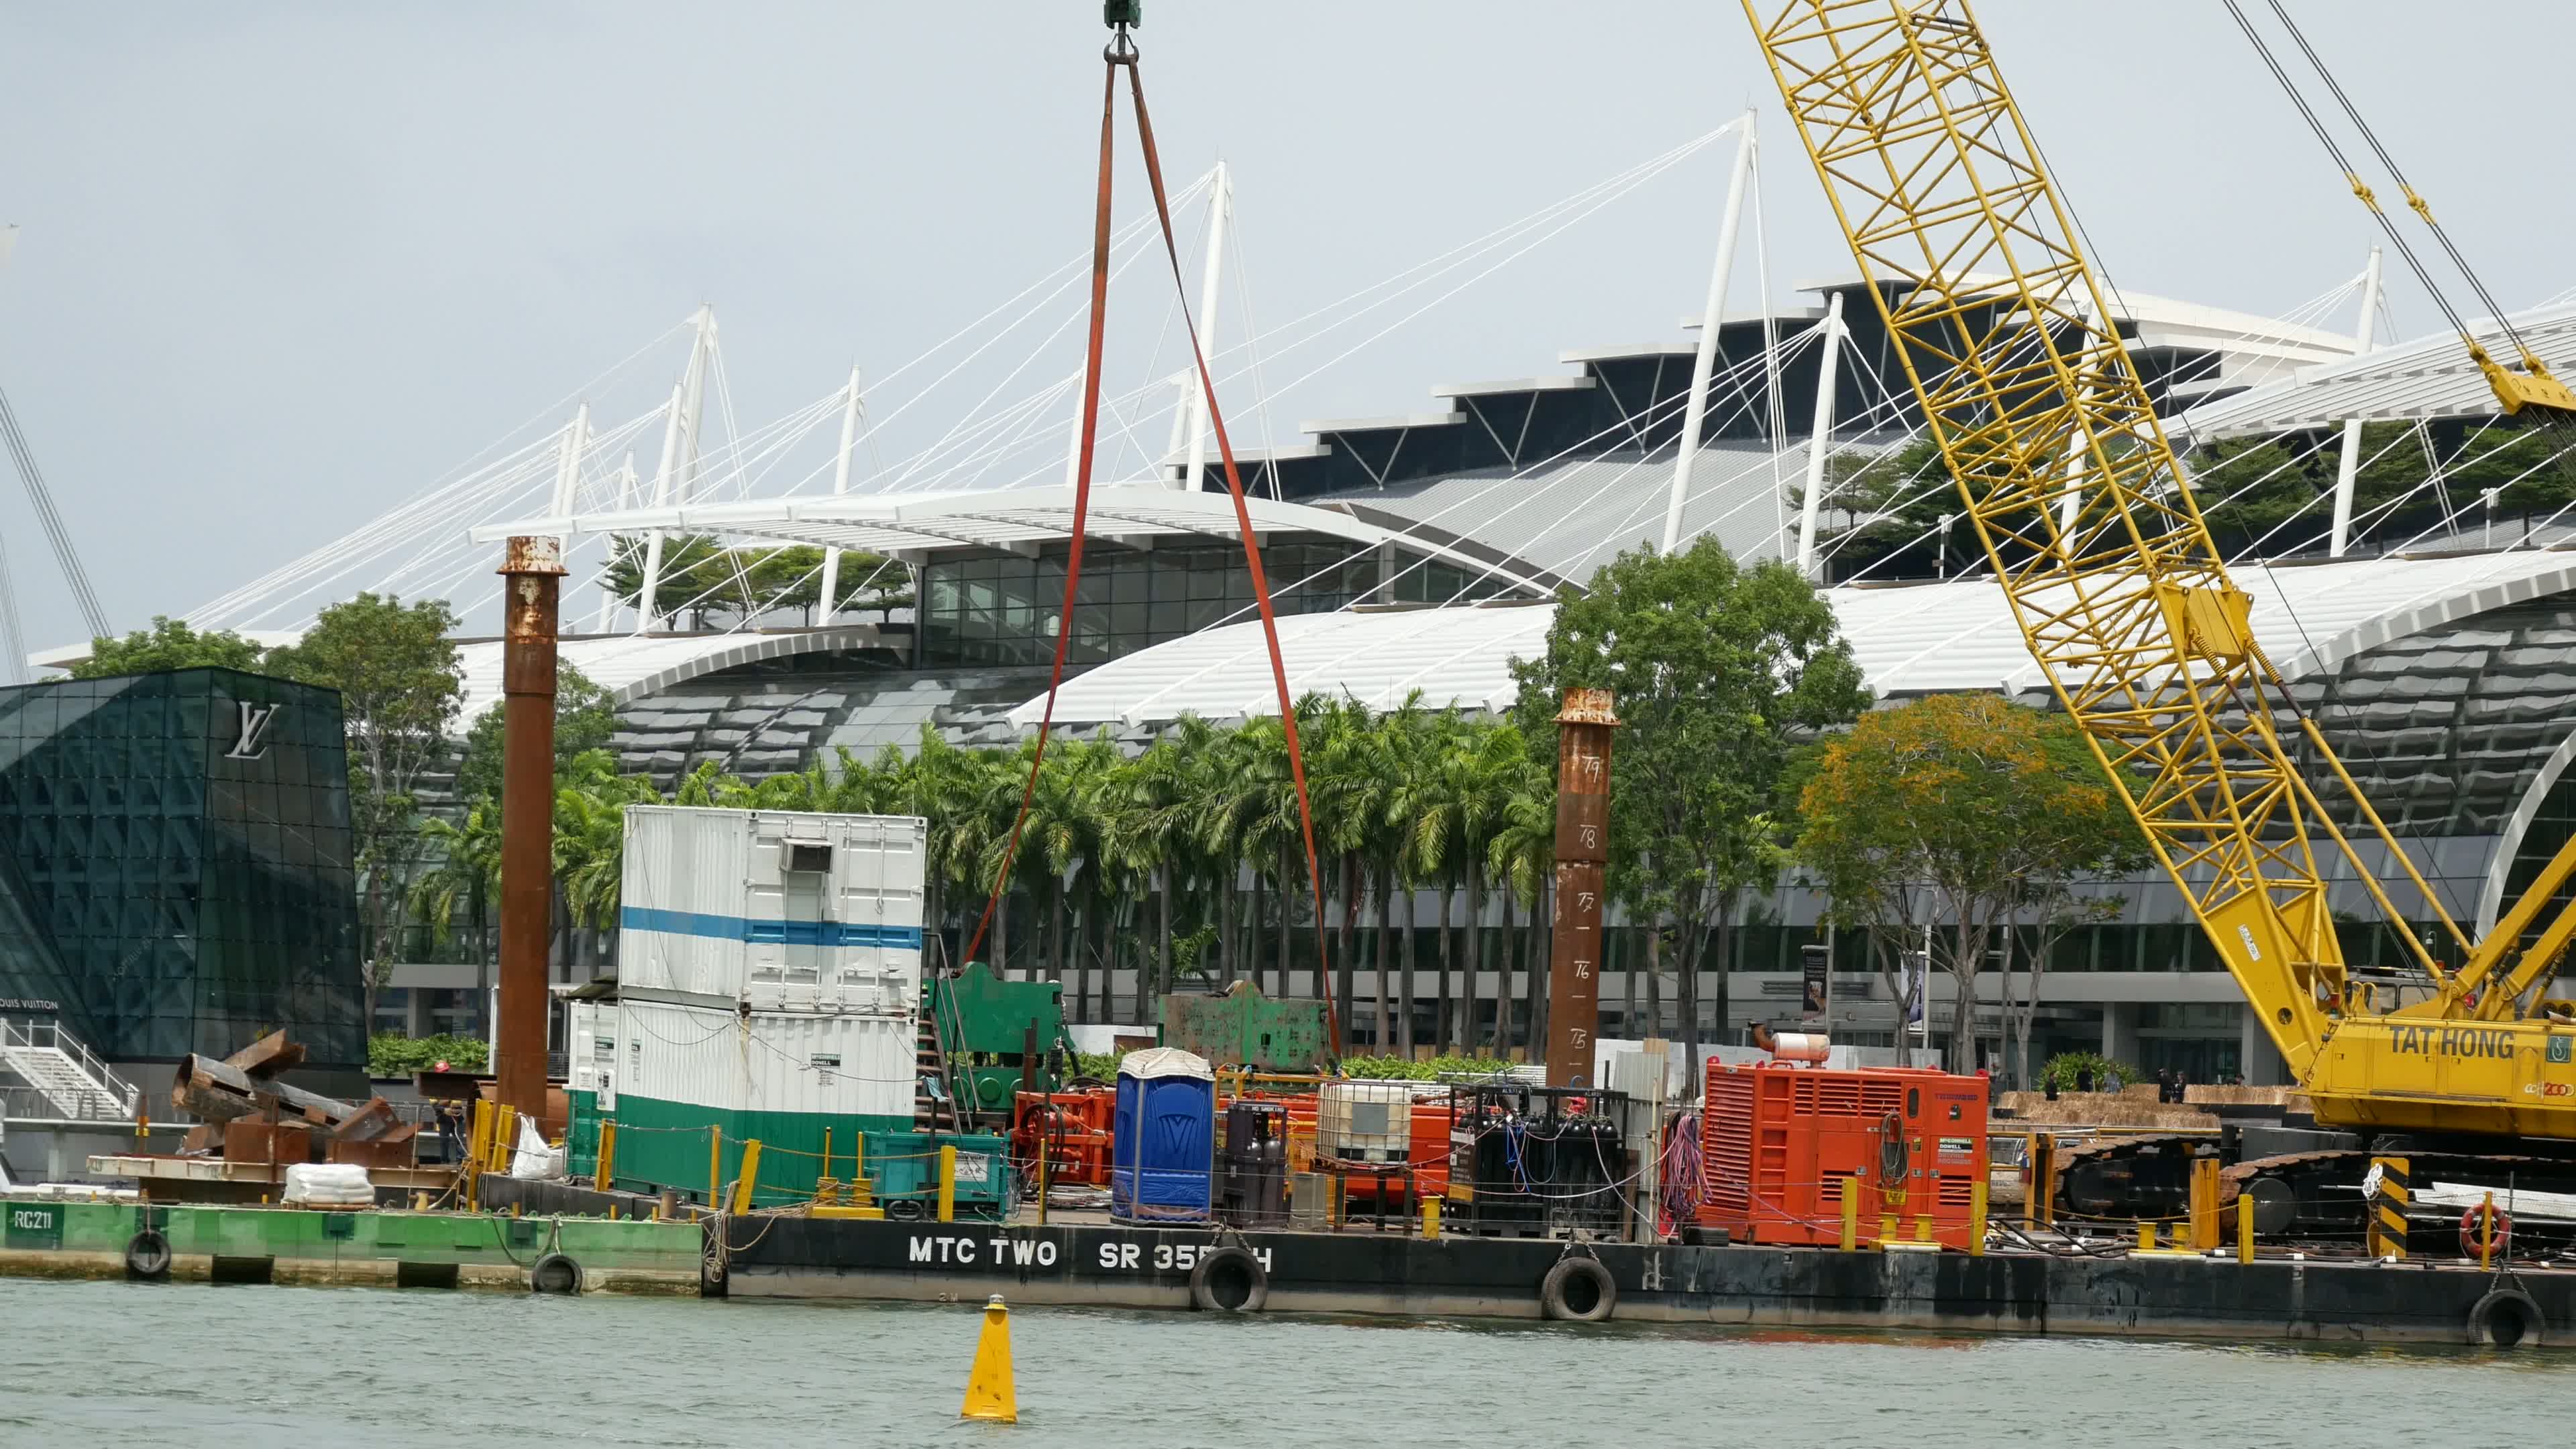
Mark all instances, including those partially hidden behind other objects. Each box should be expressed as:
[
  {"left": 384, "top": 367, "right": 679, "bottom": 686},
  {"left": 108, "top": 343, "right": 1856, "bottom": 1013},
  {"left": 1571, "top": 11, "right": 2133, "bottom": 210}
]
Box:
[
  {"left": 529, "top": 1252, "right": 583, "bottom": 1296},
  {"left": 1187, "top": 1245, "right": 1269, "bottom": 1313},
  {"left": 1540, "top": 1256, "right": 1617, "bottom": 1323},
  {"left": 2465, "top": 1289, "right": 2544, "bottom": 1348},
  {"left": 123, "top": 1228, "right": 172, "bottom": 1281}
]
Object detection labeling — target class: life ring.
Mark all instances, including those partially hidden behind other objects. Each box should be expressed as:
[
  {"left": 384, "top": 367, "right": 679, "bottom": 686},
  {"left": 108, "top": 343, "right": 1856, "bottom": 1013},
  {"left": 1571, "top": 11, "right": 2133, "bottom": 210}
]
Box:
[
  {"left": 529, "top": 1252, "right": 583, "bottom": 1295},
  {"left": 1540, "top": 1256, "right": 1617, "bottom": 1323},
  {"left": 2466, "top": 1289, "right": 2545, "bottom": 1349},
  {"left": 123, "top": 1228, "right": 172, "bottom": 1281},
  {"left": 2459, "top": 1203, "right": 2514, "bottom": 1261},
  {"left": 1188, "top": 1246, "right": 1269, "bottom": 1313}
]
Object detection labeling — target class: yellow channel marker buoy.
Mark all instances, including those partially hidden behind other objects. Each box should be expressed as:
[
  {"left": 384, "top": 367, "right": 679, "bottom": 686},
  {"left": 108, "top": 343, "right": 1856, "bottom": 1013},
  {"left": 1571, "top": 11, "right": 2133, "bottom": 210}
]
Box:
[{"left": 960, "top": 1294, "right": 1018, "bottom": 1424}]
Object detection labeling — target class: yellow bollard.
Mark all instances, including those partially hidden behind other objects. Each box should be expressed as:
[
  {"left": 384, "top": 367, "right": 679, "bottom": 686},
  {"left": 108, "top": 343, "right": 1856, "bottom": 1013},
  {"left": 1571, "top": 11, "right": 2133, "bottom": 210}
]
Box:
[
  {"left": 2366, "top": 1155, "right": 2410, "bottom": 1260},
  {"left": 731, "top": 1140, "right": 764, "bottom": 1216},
  {"left": 1421, "top": 1196, "right": 1442, "bottom": 1239},
  {"left": 1878, "top": 1214, "right": 1896, "bottom": 1248},
  {"left": 1839, "top": 1177, "right": 1859, "bottom": 1251},
  {"left": 2138, "top": 1221, "right": 2155, "bottom": 1252},
  {"left": 1913, "top": 1216, "right": 1932, "bottom": 1243},
  {"left": 822, "top": 1126, "right": 833, "bottom": 1186},
  {"left": 2237, "top": 1193, "right": 2255, "bottom": 1265},
  {"left": 938, "top": 1144, "right": 958, "bottom": 1224},
  {"left": 959, "top": 1295, "right": 1018, "bottom": 1423},
  {"left": 709, "top": 1125, "right": 724, "bottom": 1206},
  {"left": 594, "top": 1122, "right": 618, "bottom": 1193},
  {"left": 2479, "top": 1192, "right": 2498, "bottom": 1270},
  {"left": 2189, "top": 1157, "right": 2220, "bottom": 1251},
  {"left": 1969, "top": 1177, "right": 1988, "bottom": 1258}
]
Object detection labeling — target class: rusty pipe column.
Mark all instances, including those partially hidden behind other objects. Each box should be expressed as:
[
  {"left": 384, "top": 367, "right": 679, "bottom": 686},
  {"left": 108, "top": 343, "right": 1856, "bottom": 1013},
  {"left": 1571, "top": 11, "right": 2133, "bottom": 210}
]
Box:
[
  {"left": 496, "top": 536, "right": 566, "bottom": 1123},
  {"left": 1546, "top": 688, "right": 1619, "bottom": 1089}
]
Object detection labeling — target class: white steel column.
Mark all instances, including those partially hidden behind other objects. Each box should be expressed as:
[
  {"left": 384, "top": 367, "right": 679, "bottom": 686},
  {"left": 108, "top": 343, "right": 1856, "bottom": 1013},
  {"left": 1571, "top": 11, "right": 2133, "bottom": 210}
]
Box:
[
  {"left": 637, "top": 310, "right": 714, "bottom": 633},
  {"left": 1794, "top": 290, "right": 1846, "bottom": 580},
  {"left": 818, "top": 366, "right": 865, "bottom": 624},
  {"left": 1061, "top": 366, "right": 1091, "bottom": 490},
  {"left": 1180, "top": 161, "right": 1232, "bottom": 493},
  {"left": 546, "top": 402, "right": 590, "bottom": 519},
  {"left": 2330, "top": 244, "right": 2385, "bottom": 557},
  {"left": 1662, "top": 115, "right": 1756, "bottom": 554},
  {"left": 1160, "top": 372, "right": 1193, "bottom": 483},
  {"left": 1750, "top": 123, "right": 1788, "bottom": 547},
  {"left": 590, "top": 451, "right": 639, "bottom": 633},
  {"left": 633, "top": 382, "right": 688, "bottom": 635},
  {"left": 676, "top": 304, "right": 714, "bottom": 506},
  {"left": 2056, "top": 296, "right": 2092, "bottom": 535}
]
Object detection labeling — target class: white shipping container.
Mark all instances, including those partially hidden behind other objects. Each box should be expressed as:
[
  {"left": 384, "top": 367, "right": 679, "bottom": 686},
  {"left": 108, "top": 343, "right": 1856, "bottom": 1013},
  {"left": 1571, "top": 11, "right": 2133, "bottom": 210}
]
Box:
[
  {"left": 619, "top": 805, "right": 929, "bottom": 1010},
  {"left": 567, "top": 998, "right": 619, "bottom": 1109},
  {"left": 615, "top": 997, "right": 915, "bottom": 1124}
]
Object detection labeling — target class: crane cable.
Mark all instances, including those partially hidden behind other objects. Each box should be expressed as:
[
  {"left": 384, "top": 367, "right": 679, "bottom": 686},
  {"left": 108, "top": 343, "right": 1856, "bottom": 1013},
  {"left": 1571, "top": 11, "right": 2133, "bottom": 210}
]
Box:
[
  {"left": 2219, "top": 1, "right": 2573, "bottom": 415},
  {"left": 961, "top": 17, "right": 1339, "bottom": 1051}
]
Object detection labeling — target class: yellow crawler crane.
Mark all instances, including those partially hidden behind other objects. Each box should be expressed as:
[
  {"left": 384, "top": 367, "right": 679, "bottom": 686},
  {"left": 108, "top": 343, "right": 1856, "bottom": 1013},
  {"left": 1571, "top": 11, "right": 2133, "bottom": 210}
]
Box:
[{"left": 1744, "top": 0, "right": 2576, "bottom": 1229}]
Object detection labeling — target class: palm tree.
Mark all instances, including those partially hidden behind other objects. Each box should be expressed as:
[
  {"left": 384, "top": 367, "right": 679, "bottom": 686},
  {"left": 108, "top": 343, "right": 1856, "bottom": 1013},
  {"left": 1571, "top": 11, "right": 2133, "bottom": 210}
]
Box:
[
  {"left": 1379, "top": 702, "right": 1451, "bottom": 1059},
  {"left": 1097, "top": 714, "right": 1218, "bottom": 1022},
  {"left": 1306, "top": 695, "right": 1381, "bottom": 1054},
  {"left": 1487, "top": 752, "right": 1554, "bottom": 1056},
  {"left": 410, "top": 798, "right": 503, "bottom": 991},
  {"left": 552, "top": 752, "right": 659, "bottom": 973}
]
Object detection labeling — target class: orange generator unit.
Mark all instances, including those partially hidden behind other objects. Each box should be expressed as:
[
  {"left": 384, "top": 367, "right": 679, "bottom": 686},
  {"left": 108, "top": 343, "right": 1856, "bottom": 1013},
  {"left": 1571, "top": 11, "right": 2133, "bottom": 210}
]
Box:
[
  {"left": 1699, "top": 1059, "right": 1989, "bottom": 1250},
  {"left": 1013, "top": 1088, "right": 1115, "bottom": 1187}
]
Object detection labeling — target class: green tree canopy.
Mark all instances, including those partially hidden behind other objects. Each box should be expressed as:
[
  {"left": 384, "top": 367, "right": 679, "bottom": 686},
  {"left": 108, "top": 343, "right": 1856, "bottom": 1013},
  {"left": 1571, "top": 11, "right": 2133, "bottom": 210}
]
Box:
[
  {"left": 1792, "top": 693, "right": 2149, "bottom": 1075},
  {"left": 599, "top": 534, "right": 910, "bottom": 627},
  {"left": 1510, "top": 537, "right": 1870, "bottom": 1061},
  {"left": 453, "top": 663, "right": 617, "bottom": 804},
  {"left": 266, "top": 593, "right": 464, "bottom": 1021},
  {"left": 71, "top": 616, "right": 266, "bottom": 679}
]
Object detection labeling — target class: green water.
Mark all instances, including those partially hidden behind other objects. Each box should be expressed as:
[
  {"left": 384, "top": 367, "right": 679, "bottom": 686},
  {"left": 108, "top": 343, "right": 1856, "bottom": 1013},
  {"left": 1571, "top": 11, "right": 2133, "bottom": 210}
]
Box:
[{"left": 4, "top": 1277, "right": 2571, "bottom": 1447}]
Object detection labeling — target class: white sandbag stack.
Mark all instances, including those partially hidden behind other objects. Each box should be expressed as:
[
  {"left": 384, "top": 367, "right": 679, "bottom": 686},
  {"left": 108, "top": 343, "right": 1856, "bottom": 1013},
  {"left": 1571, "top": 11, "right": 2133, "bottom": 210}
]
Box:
[{"left": 280, "top": 1163, "right": 374, "bottom": 1207}]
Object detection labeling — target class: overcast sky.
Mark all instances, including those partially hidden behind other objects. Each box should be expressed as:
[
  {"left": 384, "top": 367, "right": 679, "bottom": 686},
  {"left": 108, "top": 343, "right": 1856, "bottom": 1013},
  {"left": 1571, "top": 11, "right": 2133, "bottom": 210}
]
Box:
[{"left": 5, "top": 2, "right": 2571, "bottom": 649}]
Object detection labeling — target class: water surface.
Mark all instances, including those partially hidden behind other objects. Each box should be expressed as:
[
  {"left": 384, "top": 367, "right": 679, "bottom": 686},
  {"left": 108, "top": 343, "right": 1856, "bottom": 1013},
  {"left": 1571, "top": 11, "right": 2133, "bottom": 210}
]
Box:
[{"left": 4, "top": 1277, "right": 2569, "bottom": 1448}]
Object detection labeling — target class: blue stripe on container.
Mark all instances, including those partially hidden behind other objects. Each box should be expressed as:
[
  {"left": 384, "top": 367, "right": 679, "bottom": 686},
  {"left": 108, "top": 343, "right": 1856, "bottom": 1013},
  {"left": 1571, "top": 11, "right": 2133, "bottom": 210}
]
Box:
[{"left": 619, "top": 906, "right": 924, "bottom": 949}]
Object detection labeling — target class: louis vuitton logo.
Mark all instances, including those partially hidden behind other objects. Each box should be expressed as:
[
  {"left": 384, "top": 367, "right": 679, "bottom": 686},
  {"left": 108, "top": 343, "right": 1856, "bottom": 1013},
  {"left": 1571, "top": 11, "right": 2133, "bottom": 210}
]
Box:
[{"left": 226, "top": 700, "right": 280, "bottom": 761}]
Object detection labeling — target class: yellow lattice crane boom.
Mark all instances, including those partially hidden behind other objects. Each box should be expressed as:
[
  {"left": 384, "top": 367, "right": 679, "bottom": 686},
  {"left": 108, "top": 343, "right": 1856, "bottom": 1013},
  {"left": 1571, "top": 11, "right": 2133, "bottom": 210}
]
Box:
[{"left": 1746, "top": 0, "right": 2576, "bottom": 1143}]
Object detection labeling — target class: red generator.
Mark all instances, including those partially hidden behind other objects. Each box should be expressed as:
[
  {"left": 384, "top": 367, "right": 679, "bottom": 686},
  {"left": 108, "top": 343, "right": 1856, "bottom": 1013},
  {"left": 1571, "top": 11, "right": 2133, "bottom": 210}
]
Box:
[{"left": 1699, "top": 1059, "right": 1989, "bottom": 1250}]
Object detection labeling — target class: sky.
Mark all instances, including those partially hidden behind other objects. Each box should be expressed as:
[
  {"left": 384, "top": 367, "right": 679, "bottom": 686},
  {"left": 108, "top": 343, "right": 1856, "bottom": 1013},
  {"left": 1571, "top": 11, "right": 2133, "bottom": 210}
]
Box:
[{"left": 4, "top": 1, "right": 2573, "bottom": 651}]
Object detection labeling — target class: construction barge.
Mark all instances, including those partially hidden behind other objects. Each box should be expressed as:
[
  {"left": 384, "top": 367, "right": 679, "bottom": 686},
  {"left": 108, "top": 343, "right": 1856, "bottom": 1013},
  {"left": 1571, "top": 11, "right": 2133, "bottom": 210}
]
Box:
[{"left": 10, "top": 1173, "right": 2560, "bottom": 1352}]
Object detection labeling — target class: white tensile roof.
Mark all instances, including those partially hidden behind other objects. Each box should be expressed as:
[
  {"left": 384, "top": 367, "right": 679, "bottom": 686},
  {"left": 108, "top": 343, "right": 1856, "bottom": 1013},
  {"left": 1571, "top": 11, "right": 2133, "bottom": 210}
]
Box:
[
  {"left": 2176, "top": 301, "right": 2576, "bottom": 439},
  {"left": 1012, "top": 547, "right": 2576, "bottom": 727}
]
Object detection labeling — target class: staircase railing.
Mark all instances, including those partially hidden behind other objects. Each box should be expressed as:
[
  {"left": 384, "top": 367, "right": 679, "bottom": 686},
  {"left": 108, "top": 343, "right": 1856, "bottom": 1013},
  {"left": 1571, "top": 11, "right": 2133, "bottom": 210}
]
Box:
[{"left": 0, "top": 1016, "right": 142, "bottom": 1121}]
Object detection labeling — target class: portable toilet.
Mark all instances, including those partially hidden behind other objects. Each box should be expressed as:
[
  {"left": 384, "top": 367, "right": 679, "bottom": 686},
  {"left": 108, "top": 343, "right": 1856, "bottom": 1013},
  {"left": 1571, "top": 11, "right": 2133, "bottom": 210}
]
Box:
[{"left": 1112, "top": 1047, "right": 1215, "bottom": 1223}]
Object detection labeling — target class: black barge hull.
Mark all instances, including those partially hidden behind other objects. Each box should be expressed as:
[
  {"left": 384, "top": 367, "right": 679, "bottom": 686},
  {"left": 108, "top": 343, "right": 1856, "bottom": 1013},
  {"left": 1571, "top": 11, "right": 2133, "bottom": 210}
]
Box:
[{"left": 713, "top": 1215, "right": 2575, "bottom": 1346}]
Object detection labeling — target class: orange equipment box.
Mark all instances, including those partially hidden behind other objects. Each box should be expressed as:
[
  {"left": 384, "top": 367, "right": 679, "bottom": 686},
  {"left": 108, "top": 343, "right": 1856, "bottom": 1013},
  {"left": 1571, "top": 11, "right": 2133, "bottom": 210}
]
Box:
[{"left": 1699, "top": 1059, "right": 1989, "bottom": 1250}]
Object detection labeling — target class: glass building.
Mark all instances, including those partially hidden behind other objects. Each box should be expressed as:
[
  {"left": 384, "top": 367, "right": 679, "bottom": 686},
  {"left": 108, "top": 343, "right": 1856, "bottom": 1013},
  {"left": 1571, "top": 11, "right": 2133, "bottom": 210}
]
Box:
[
  {"left": 0, "top": 668, "right": 362, "bottom": 1071},
  {"left": 917, "top": 539, "right": 1511, "bottom": 669}
]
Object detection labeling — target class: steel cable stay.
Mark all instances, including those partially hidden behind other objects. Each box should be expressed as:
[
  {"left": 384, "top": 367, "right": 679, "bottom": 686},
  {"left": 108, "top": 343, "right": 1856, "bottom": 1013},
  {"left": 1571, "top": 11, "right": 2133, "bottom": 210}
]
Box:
[{"left": 961, "top": 16, "right": 1340, "bottom": 1051}]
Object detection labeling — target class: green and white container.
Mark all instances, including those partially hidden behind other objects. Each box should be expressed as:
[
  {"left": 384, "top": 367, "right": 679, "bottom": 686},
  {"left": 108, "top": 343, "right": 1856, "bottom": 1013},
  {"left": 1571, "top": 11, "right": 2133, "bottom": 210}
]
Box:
[{"left": 568, "top": 806, "right": 928, "bottom": 1205}]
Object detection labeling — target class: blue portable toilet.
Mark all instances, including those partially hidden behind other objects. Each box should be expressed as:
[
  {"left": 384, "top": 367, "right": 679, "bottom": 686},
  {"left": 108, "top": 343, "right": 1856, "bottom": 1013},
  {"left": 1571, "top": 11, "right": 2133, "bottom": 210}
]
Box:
[{"left": 1112, "top": 1047, "right": 1216, "bottom": 1223}]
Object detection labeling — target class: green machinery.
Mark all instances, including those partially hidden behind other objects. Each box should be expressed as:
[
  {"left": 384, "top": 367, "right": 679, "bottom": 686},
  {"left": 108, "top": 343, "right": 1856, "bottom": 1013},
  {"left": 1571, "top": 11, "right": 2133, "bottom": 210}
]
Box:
[
  {"left": 923, "top": 961, "right": 1079, "bottom": 1122},
  {"left": 1162, "top": 981, "right": 1330, "bottom": 1073}
]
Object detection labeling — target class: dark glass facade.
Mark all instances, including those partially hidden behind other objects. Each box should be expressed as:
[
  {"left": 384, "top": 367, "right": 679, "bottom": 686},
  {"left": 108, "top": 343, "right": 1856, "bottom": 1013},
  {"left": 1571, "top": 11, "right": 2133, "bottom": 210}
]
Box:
[
  {"left": 917, "top": 538, "right": 1511, "bottom": 668},
  {"left": 0, "top": 668, "right": 362, "bottom": 1069}
]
